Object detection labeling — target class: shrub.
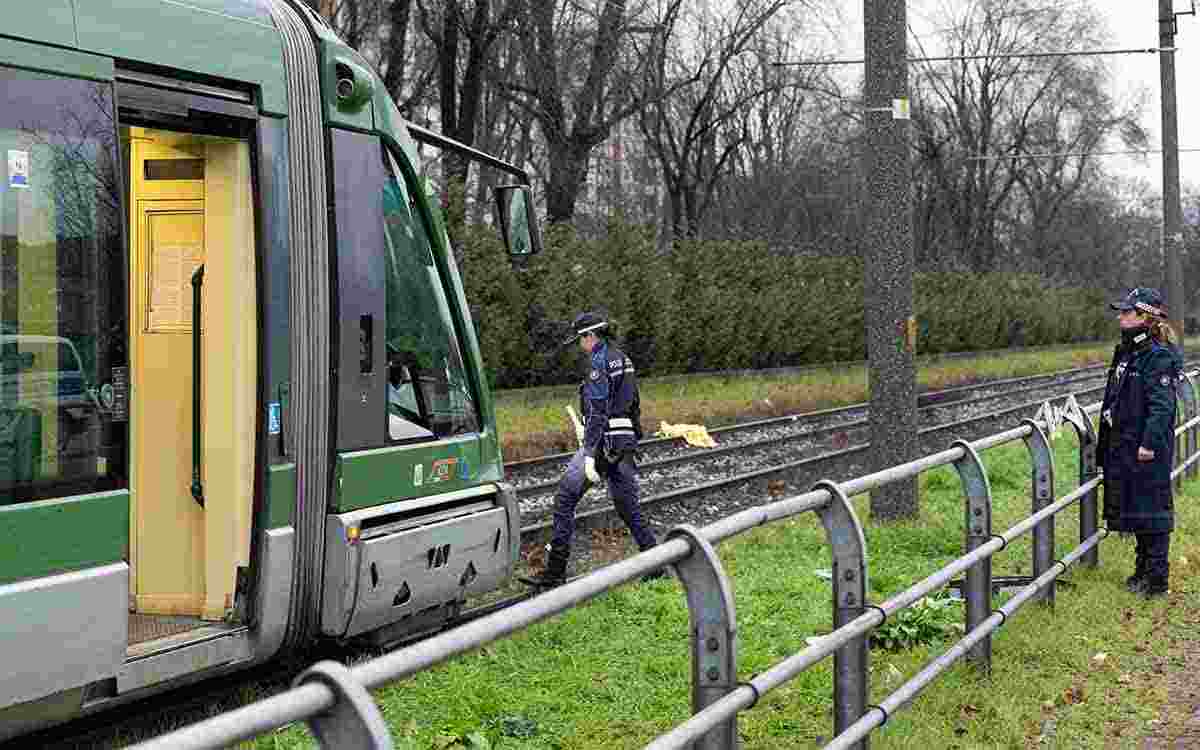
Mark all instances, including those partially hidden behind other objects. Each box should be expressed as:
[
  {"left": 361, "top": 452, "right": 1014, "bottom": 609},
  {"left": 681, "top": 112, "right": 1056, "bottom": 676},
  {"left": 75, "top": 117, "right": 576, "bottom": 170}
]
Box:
[
  {"left": 870, "top": 594, "right": 965, "bottom": 652},
  {"left": 455, "top": 221, "right": 1114, "bottom": 388}
]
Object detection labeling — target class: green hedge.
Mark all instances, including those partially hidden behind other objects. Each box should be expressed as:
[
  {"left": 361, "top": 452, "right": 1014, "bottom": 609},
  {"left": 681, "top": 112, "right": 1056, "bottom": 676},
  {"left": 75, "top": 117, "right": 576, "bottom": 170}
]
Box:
[{"left": 457, "top": 224, "right": 1113, "bottom": 389}]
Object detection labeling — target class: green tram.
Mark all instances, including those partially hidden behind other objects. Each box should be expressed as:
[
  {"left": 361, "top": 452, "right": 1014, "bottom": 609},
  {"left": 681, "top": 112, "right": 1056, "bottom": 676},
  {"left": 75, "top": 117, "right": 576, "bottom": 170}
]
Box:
[{"left": 0, "top": 0, "right": 538, "bottom": 738}]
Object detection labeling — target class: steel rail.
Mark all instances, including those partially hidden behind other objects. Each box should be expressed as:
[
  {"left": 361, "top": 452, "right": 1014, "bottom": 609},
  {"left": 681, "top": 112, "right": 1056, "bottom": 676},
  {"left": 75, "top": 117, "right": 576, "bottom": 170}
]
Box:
[
  {"left": 513, "top": 371, "right": 1117, "bottom": 500},
  {"left": 504, "top": 362, "right": 1118, "bottom": 475},
  {"left": 825, "top": 530, "right": 1108, "bottom": 748},
  {"left": 518, "top": 382, "right": 1110, "bottom": 536},
  {"left": 645, "top": 479, "right": 1104, "bottom": 750},
  {"left": 513, "top": 369, "right": 1113, "bottom": 497}
]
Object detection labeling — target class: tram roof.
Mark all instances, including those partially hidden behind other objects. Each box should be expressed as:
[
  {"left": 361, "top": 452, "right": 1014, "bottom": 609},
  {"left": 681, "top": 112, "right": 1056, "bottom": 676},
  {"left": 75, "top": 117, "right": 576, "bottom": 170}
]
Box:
[{"left": 5, "top": 1, "right": 290, "bottom": 115}]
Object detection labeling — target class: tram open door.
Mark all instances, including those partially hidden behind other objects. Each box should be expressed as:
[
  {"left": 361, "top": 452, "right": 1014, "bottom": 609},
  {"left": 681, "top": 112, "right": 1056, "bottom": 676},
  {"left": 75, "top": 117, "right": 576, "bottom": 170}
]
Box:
[
  {"left": 124, "top": 126, "right": 257, "bottom": 638},
  {"left": 0, "top": 72, "right": 260, "bottom": 722}
]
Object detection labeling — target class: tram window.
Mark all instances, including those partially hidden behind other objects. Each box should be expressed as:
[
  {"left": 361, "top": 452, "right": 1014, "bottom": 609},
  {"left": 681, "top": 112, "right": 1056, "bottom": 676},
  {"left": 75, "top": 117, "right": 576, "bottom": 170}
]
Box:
[
  {"left": 0, "top": 67, "right": 128, "bottom": 504},
  {"left": 380, "top": 148, "right": 479, "bottom": 441}
]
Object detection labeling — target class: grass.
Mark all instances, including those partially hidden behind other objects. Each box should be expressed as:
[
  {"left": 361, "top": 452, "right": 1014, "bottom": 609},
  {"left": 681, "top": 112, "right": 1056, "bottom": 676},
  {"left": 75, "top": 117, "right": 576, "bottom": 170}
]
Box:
[
  {"left": 494, "top": 338, "right": 1200, "bottom": 461},
  {"left": 246, "top": 423, "right": 1200, "bottom": 749}
]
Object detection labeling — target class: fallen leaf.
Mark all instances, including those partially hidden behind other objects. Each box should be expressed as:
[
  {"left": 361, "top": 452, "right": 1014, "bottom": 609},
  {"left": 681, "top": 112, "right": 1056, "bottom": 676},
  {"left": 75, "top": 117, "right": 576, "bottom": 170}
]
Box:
[
  {"left": 1117, "top": 673, "right": 1133, "bottom": 685},
  {"left": 1092, "top": 652, "right": 1109, "bottom": 665}
]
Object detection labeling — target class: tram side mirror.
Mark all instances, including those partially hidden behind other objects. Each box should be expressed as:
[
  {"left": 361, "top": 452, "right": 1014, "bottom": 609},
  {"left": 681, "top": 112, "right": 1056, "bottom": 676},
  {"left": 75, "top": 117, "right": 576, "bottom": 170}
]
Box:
[{"left": 495, "top": 184, "right": 542, "bottom": 258}]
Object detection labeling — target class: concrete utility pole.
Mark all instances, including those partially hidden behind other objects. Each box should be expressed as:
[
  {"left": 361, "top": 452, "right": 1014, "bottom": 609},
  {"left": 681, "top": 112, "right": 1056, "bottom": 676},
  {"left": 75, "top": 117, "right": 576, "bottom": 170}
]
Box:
[
  {"left": 1160, "top": 0, "right": 1185, "bottom": 349},
  {"left": 864, "top": 0, "right": 919, "bottom": 521}
]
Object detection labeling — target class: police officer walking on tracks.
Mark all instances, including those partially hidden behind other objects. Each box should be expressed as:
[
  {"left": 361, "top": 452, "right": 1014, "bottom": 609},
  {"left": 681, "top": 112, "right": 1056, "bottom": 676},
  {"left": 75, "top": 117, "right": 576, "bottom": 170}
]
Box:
[
  {"left": 1097, "top": 287, "right": 1183, "bottom": 599},
  {"left": 520, "top": 311, "right": 663, "bottom": 589}
]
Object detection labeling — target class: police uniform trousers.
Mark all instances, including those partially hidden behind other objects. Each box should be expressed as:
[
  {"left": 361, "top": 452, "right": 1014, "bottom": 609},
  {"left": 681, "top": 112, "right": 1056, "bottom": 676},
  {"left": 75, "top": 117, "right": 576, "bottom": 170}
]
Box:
[
  {"left": 550, "top": 447, "right": 657, "bottom": 553},
  {"left": 1135, "top": 532, "right": 1170, "bottom": 581}
]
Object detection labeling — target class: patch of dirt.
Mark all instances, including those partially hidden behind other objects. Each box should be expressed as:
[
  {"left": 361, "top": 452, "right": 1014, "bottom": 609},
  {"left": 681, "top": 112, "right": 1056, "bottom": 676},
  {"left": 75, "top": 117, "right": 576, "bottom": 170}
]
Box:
[{"left": 1141, "top": 571, "right": 1200, "bottom": 748}]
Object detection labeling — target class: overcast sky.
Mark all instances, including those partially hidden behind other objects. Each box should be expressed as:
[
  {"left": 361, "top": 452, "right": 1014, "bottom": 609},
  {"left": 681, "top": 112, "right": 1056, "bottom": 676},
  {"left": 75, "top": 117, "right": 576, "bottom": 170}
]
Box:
[{"left": 828, "top": 1, "right": 1198, "bottom": 194}]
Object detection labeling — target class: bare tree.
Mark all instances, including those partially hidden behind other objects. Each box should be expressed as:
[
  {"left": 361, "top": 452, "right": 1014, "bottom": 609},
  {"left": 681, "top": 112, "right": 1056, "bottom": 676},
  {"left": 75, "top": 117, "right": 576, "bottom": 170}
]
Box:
[
  {"left": 498, "top": 0, "right": 680, "bottom": 223},
  {"left": 315, "top": 0, "right": 437, "bottom": 114},
  {"left": 909, "top": 0, "right": 1141, "bottom": 272},
  {"left": 682, "top": 18, "right": 855, "bottom": 249},
  {"left": 636, "top": 0, "right": 801, "bottom": 240},
  {"left": 415, "top": 0, "right": 519, "bottom": 189}
]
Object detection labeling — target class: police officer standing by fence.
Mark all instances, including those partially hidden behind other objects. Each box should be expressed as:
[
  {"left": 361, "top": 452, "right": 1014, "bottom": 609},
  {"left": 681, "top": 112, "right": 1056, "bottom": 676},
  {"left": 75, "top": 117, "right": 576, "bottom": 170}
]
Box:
[
  {"left": 520, "top": 312, "right": 663, "bottom": 589},
  {"left": 1097, "top": 287, "right": 1183, "bottom": 599}
]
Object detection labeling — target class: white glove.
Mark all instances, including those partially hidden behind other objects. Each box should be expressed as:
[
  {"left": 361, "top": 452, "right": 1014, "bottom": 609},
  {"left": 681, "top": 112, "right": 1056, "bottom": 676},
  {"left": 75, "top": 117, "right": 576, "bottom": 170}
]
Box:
[
  {"left": 575, "top": 423, "right": 585, "bottom": 444},
  {"left": 584, "top": 455, "right": 601, "bottom": 484}
]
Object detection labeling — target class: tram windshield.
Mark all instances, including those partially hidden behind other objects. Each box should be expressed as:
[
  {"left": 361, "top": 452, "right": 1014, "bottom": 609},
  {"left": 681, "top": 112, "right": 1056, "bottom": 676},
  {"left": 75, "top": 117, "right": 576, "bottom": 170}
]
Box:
[{"left": 381, "top": 148, "right": 479, "bottom": 441}]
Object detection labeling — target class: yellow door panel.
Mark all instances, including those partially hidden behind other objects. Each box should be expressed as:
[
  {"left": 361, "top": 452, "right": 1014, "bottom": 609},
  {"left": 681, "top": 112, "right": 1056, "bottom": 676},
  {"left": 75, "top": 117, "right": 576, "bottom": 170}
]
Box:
[
  {"left": 200, "top": 141, "right": 257, "bottom": 621},
  {"left": 132, "top": 200, "right": 206, "bottom": 616}
]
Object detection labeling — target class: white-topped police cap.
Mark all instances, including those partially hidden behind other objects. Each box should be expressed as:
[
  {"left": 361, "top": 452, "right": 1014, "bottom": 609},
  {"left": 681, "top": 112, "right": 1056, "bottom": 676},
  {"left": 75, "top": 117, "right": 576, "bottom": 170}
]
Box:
[
  {"left": 562, "top": 311, "right": 608, "bottom": 346},
  {"left": 1110, "top": 287, "right": 1167, "bottom": 318}
]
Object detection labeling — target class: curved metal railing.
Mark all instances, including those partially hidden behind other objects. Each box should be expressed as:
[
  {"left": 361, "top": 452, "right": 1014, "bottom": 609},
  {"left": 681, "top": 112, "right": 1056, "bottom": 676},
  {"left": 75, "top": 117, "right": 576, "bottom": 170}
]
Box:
[{"left": 129, "top": 373, "right": 1200, "bottom": 750}]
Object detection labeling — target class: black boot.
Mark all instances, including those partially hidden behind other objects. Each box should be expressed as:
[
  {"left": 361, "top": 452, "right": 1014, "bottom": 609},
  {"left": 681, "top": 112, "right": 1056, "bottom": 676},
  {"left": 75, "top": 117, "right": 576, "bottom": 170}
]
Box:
[
  {"left": 519, "top": 544, "right": 568, "bottom": 590},
  {"left": 1142, "top": 574, "right": 1169, "bottom": 599}
]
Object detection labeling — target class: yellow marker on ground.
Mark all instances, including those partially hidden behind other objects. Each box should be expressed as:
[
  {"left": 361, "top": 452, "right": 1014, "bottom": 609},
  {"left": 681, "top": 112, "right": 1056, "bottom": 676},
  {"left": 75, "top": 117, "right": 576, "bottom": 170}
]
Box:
[{"left": 657, "top": 421, "right": 717, "bottom": 448}]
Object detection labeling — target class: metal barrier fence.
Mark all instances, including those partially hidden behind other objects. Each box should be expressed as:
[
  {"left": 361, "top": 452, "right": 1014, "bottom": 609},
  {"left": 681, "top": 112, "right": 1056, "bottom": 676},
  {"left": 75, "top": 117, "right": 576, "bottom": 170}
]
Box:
[{"left": 132, "top": 375, "right": 1200, "bottom": 750}]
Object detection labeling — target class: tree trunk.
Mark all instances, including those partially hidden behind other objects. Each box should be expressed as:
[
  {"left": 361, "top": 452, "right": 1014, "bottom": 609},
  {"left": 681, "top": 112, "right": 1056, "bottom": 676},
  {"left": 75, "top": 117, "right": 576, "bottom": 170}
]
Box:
[{"left": 544, "top": 140, "right": 591, "bottom": 224}]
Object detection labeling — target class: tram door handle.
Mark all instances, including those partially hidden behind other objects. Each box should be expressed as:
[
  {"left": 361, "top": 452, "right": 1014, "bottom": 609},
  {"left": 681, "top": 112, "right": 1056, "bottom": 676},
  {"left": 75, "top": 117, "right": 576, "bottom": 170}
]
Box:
[{"left": 190, "top": 265, "right": 205, "bottom": 508}]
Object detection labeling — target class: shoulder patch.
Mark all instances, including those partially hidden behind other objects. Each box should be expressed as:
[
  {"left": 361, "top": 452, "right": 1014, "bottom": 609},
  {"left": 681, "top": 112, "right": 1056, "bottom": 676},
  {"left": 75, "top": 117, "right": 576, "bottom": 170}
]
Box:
[
  {"left": 1162, "top": 375, "right": 1172, "bottom": 387},
  {"left": 589, "top": 369, "right": 600, "bottom": 380}
]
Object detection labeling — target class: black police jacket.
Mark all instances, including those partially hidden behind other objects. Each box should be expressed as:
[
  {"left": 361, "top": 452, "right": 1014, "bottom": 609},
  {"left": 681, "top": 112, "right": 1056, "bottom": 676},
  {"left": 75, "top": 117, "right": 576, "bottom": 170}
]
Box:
[
  {"left": 1097, "top": 334, "right": 1181, "bottom": 533},
  {"left": 578, "top": 340, "right": 642, "bottom": 457}
]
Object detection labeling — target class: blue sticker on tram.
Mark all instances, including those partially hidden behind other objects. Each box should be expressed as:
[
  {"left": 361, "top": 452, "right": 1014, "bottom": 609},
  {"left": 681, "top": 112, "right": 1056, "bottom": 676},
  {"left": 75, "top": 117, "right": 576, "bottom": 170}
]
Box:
[{"left": 268, "top": 402, "right": 281, "bottom": 435}]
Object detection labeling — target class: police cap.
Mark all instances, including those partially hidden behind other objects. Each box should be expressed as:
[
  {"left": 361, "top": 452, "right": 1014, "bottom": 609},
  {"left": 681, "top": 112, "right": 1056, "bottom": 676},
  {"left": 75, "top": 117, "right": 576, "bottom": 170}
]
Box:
[
  {"left": 1110, "top": 287, "right": 1167, "bottom": 318},
  {"left": 562, "top": 311, "right": 608, "bottom": 346}
]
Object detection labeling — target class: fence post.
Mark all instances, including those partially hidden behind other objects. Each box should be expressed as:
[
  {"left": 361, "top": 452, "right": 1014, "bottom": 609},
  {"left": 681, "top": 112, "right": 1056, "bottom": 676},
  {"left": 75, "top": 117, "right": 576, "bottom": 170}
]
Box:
[
  {"left": 1067, "top": 408, "right": 1099, "bottom": 569},
  {"left": 1180, "top": 373, "right": 1198, "bottom": 481},
  {"left": 1021, "top": 420, "right": 1055, "bottom": 605},
  {"left": 665, "top": 524, "right": 739, "bottom": 750},
  {"left": 813, "top": 480, "right": 869, "bottom": 750},
  {"left": 294, "top": 661, "right": 393, "bottom": 749},
  {"left": 951, "top": 440, "right": 993, "bottom": 671},
  {"left": 1173, "top": 374, "right": 1191, "bottom": 490}
]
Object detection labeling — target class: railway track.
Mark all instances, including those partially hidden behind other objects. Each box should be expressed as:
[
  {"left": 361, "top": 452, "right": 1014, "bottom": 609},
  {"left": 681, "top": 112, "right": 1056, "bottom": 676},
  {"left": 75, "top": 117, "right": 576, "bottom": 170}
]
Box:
[
  {"left": 27, "top": 360, "right": 1181, "bottom": 749},
  {"left": 503, "top": 363, "right": 1116, "bottom": 488},
  {"left": 511, "top": 362, "right": 1131, "bottom": 535}
]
